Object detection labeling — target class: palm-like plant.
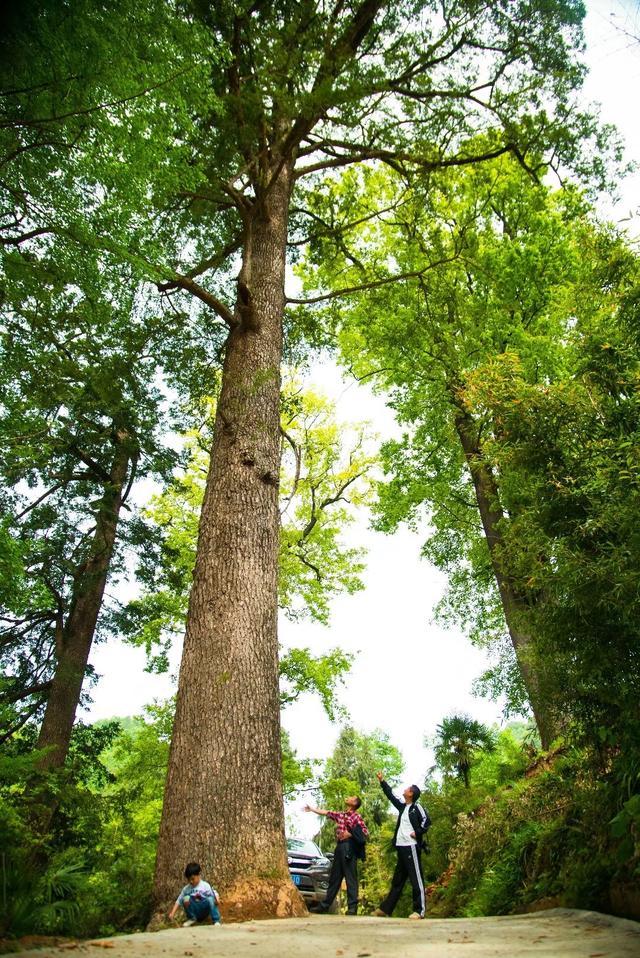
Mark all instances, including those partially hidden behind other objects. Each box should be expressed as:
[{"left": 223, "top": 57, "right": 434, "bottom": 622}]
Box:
[
  {"left": 0, "top": 857, "right": 83, "bottom": 937},
  {"left": 433, "top": 715, "right": 496, "bottom": 789}
]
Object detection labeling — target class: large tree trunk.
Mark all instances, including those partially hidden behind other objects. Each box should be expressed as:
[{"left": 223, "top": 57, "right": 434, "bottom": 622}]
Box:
[
  {"left": 152, "top": 160, "right": 305, "bottom": 922},
  {"left": 454, "top": 409, "right": 558, "bottom": 748},
  {"left": 35, "top": 431, "right": 133, "bottom": 772}
]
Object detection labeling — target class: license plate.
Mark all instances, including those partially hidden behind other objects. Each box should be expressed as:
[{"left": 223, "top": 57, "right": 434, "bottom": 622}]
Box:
[{"left": 292, "top": 874, "right": 301, "bottom": 886}]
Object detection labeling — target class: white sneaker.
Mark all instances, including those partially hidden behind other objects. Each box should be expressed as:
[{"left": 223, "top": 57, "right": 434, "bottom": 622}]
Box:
[
  {"left": 182, "top": 919, "right": 196, "bottom": 927},
  {"left": 408, "top": 912, "right": 423, "bottom": 919}
]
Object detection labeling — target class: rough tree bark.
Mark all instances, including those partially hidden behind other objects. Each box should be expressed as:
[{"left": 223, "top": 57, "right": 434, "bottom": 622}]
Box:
[
  {"left": 453, "top": 408, "right": 558, "bottom": 749},
  {"left": 151, "top": 0, "right": 388, "bottom": 919},
  {"left": 151, "top": 158, "right": 306, "bottom": 921},
  {"left": 35, "top": 428, "right": 135, "bottom": 772}
]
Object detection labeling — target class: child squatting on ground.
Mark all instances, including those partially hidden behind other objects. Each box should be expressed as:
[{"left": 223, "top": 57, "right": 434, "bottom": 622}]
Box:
[{"left": 168, "top": 862, "right": 222, "bottom": 927}]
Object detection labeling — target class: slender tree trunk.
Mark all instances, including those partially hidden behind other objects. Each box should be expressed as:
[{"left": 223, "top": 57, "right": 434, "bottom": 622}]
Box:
[
  {"left": 35, "top": 431, "right": 133, "bottom": 772},
  {"left": 461, "top": 764, "right": 470, "bottom": 789},
  {"left": 453, "top": 409, "right": 557, "bottom": 748},
  {"left": 152, "top": 160, "right": 306, "bottom": 921}
]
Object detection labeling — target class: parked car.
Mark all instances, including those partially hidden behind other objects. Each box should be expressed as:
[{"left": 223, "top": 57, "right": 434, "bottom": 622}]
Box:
[{"left": 286, "top": 837, "right": 335, "bottom": 909}]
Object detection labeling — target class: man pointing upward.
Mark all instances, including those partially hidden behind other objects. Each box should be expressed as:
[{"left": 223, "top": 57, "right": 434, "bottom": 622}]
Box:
[{"left": 373, "top": 771, "right": 431, "bottom": 919}]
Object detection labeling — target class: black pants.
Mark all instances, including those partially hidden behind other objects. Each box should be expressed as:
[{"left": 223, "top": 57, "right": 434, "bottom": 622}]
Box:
[
  {"left": 379, "top": 844, "right": 426, "bottom": 917},
  {"left": 320, "top": 841, "right": 359, "bottom": 914}
]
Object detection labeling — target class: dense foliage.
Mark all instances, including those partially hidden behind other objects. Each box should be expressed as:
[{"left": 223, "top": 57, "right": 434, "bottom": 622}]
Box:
[
  {"left": 295, "top": 154, "right": 640, "bottom": 745},
  {"left": 0, "top": 702, "right": 315, "bottom": 940},
  {"left": 425, "top": 744, "right": 640, "bottom": 920}
]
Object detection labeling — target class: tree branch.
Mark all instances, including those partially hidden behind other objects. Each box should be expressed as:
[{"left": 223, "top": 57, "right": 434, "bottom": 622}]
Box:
[
  {"left": 296, "top": 551, "right": 323, "bottom": 581},
  {"left": 69, "top": 443, "right": 111, "bottom": 483},
  {"left": 14, "top": 481, "right": 66, "bottom": 521},
  {"left": 280, "top": 426, "right": 302, "bottom": 517},
  {"left": 287, "top": 251, "right": 459, "bottom": 304},
  {"left": 0, "top": 66, "right": 200, "bottom": 130},
  {"left": 157, "top": 235, "right": 243, "bottom": 290},
  {"left": 0, "top": 227, "right": 55, "bottom": 246},
  {"left": 288, "top": 197, "right": 408, "bottom": 247},
  {"left": 295, "top": 141, "right": 520, "bottom": 180},
  {"left": 0, "top": 679, "right": 53, "bottom": 706},
  {"left": 0, "top": 698, "right": 44, "bottom": 745},
  {"left": 318, "top": 472, "right": 363, "bottom": 513},
  {"left": 158, "top": 275, "right": 237, "bottom": 328},
  {"left": 299, "top": 471, "right": 364, "bottom": 541},
  {"left": 265, "top": 0, "right": 386, "bottom": 193}
]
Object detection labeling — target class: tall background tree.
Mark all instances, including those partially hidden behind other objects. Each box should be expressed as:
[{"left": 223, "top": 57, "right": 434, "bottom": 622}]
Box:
[
  {"left": 0, "top": 254, "right": 201, "bottom": 778},
  {"left": 294, "top": 155, "right": 627, "bottom": 747},
  {"left": 458, "top": 246, "right": 640, "bottom": 748},
  {"left": 0, "top": 0, "right": 225, "bottom": 785}
]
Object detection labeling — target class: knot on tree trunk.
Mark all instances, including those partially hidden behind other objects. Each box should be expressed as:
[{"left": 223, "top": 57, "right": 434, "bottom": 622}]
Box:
[
  {"left": 240, "top": 449, "right": 279, "bottom": 487},
  {"left": 237, "top": 279, "right": 257, "bottom": 330},
  {"left": 220, "top": 413, "right": 236, "bottom": 439}
]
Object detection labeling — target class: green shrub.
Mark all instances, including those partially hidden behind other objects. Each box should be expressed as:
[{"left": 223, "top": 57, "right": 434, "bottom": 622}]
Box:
[
  {"left": 0, "top": 854, "right": 84, "bottom": 937},
  {"left": 427, "top": 747, "right": 638, "bottom": 919}
]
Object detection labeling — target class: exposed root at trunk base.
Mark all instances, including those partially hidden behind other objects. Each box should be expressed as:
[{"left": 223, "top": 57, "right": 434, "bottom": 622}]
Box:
[
  {"left": 222, "top": 878, "right": 308, "bottom": 922},
  {"left": 145, "top": 880, "right": 307, "bottom": 931}
]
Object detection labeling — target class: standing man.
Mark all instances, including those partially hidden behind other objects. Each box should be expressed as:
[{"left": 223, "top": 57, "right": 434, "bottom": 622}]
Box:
[
  {"left": 304, "top": 795, "right": 369, "bottom": 915},
  {"left": 373, "top": 771, "right": 431, "bottom": 919}
]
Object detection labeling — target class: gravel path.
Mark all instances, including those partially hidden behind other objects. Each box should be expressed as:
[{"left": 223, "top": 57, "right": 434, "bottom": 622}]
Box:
[{"left": 14, "top": 908, "right": 640, "bottom": 957}]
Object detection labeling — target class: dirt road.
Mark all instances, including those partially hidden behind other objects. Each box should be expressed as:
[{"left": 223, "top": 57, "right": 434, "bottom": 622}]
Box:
[{"left": 14, "top": 908, "right": 640, "bottom": 957}]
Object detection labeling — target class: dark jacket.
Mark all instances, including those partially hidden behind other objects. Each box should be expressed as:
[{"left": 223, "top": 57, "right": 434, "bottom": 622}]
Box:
[
  {"left": 380, "top": 779, "right": 431, "bottom": 851},
  {"left": 339, "top": 822, "right": 367, "bottom": 861}
]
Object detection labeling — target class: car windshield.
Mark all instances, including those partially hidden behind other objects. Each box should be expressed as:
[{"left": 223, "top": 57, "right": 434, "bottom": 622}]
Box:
[{"left": 287, "top": 838, "right": 323, "bottom": 857}]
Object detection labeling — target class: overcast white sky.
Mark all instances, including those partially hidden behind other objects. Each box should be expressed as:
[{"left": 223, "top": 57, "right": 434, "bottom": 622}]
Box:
[{"left": 86, "top": 1, "right": 640, "bottom": 837}]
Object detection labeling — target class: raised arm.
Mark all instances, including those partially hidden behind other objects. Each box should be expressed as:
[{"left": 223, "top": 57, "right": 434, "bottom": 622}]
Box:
[
  {"left": 376, "top": 771, "right": 404, "bottom": 812},
  {"left": 304, "top": 803, "right": 329, "bottom": 816}
]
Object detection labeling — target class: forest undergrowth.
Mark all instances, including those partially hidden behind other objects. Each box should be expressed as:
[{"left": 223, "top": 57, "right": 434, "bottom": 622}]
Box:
[{"left": 4, "top": 713, "right": 638, "bottom": 945}]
